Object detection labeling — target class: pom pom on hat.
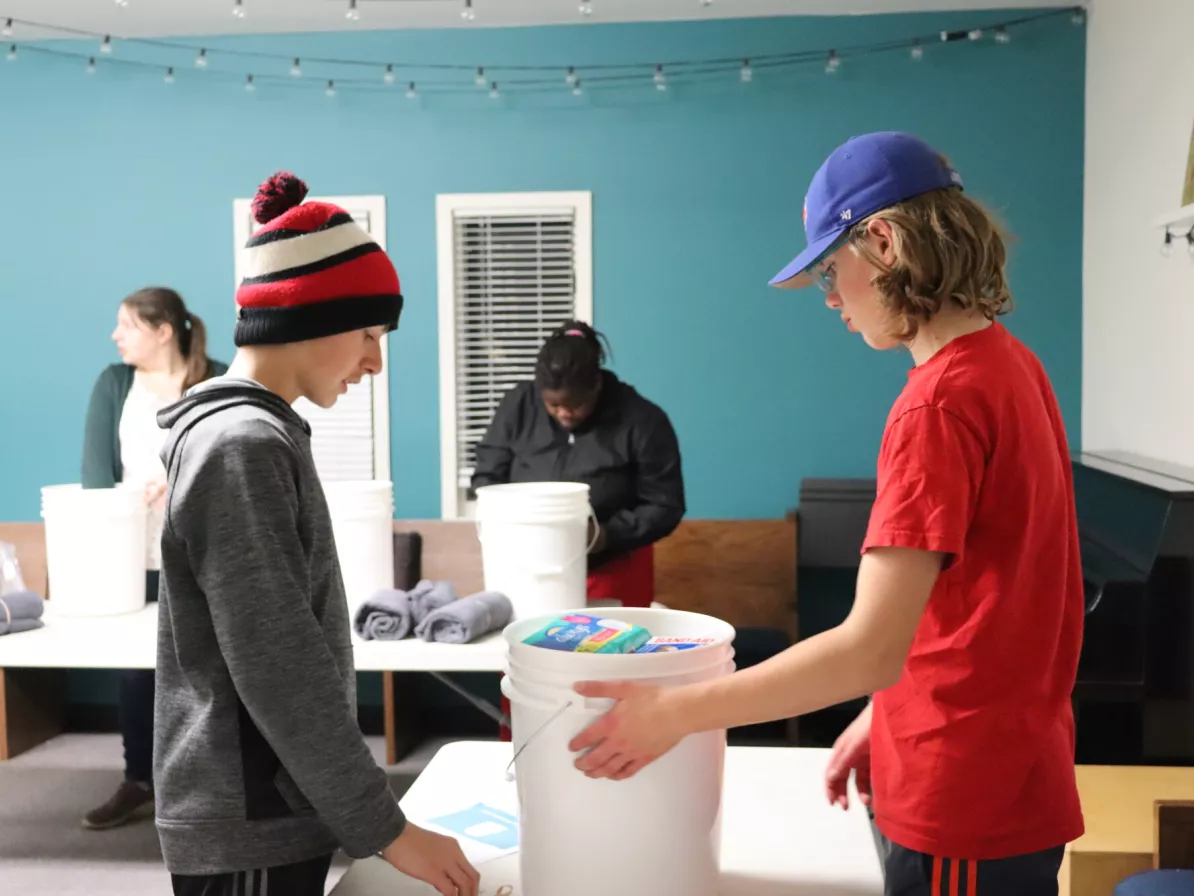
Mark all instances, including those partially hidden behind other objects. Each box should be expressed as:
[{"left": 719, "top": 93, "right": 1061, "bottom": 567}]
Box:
[{"left": 252, "top": 171, "right": 309, "bottom": 224}]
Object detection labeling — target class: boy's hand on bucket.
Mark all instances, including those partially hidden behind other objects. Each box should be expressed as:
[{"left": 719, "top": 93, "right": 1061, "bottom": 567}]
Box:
[{"left": 568, "top": 681, "right": 686, "bottom": 780}]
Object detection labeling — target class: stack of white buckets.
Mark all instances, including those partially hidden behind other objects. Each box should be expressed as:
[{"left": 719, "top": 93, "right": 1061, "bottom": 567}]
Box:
[{"left": 476, "top": 482, "right": 736, "bottom": 896}]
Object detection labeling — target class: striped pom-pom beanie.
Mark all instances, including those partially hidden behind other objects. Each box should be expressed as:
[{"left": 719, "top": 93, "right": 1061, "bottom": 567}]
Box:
[{"left": 234, "top": 171, "right": 403, "bottom": 347}]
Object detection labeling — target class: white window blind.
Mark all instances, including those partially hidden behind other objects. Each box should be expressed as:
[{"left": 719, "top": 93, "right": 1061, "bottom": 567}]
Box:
[
  {"left": 231, "top": 196, "right": 391, "bottom": 484},
  {"left": 437, "top": 192, "right": 593, "bottom": 519}
]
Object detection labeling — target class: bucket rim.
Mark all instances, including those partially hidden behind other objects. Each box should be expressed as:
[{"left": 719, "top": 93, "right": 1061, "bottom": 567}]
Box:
[
  {"left": 503, "top": 606, "right": 738, "bottom": 660},
  {"left": 475, "top": 482, "right": 591, "bottom": 499}
]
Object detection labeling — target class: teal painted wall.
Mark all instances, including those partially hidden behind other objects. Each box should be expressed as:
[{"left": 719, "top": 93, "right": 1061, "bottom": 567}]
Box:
[{"left": 0, "top": 10, "right": 1084, "bottom": 707}]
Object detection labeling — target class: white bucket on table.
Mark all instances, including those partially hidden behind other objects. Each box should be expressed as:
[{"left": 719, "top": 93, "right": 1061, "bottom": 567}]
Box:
[
  {"left": 475, "top": 482, "right": 594, "bottom": 620},
  {"left": 40, "top": 484, "right": 147, "bottom": 617},
  {"left": 501, "top": 606, "right": 736, "bottom": 896},
  {"left": 324, "top": 480, "right": 394, "bottom": 612}
]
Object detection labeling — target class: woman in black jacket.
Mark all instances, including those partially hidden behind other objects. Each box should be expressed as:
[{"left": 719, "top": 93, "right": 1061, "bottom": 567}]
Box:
[{"left": 471, "top": 321, "right": 685, "bottom": 608}]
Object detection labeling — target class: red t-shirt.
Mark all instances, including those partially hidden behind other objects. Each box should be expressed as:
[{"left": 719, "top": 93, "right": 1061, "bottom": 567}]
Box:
[{"left": 865, "top": 321, "right": 1085, "bottom": 860}]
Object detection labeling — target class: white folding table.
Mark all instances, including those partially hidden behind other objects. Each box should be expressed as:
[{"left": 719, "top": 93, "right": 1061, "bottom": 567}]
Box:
[
  {"left": 331, "top": 741, "right": 884, "bottom": 895},
  {"left": 0, "top": 604, "right": 509, "bottom": 761}
]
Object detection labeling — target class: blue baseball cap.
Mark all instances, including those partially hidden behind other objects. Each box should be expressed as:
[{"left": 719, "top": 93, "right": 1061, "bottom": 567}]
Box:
[{"left": 769, "top": 131, "right": 964, "bottom": 289}]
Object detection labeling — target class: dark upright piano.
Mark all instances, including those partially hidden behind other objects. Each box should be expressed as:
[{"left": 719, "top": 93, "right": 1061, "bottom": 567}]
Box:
[
  {"left": 1071, "top": 450, "right": 1194, "bottom": 765},
  {"left": 797, "top": 453, "right": 1194, "bottom": 763}
]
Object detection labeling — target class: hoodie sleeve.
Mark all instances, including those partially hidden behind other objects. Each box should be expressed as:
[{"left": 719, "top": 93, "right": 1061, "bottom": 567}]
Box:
[
  {"left": 173, "top": 419, "right": 405, "bottom": 858},
  {"left": 598, "top": 407, "right": 686, "bottom": 559},
  {"left": 471, "top": 385, "right": 522, "bottom": 491}
]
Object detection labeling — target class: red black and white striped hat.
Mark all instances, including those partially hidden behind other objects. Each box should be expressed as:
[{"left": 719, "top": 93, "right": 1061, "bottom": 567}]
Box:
[{"left": 234, "top": 172, "right": 403, "bottom": 347}]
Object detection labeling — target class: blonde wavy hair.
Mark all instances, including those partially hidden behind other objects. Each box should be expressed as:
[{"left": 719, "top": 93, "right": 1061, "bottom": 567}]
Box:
[{"left": 843, "top": 183, "right": 1013, "bottom": 341}]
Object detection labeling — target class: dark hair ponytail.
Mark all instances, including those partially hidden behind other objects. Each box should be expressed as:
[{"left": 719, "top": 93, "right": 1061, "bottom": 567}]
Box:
[
  {"left": 121, "top": 287, "right": 214, "bottom": 391},
  {"left": 182, "top": 312, "right": 209, "bottom": 391},
  {"left": 534, "top": 320, "right": 611, "bottom": 394}
]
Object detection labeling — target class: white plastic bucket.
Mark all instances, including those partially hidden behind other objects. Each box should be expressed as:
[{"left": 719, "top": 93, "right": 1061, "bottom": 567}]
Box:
[
  {"left": 40, "top": 484, "right": 148, "bottom": 617},
  {"left": 502, "top": 606, "right": 736, "bottom": 896},
  {"left": 324, "top": 480, "right": 394, "bottom": 612},
  {"left": 475, "top": 482, "right": 594, "bottom": 620}
]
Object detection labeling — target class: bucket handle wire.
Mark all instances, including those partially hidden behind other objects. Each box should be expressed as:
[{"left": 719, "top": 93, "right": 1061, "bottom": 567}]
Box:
[
  {"left": 504, "top": 699, "right": 573, "bottom": 782},
  {"left": 502, "top": 693, "right": 616, "bottom": 782},
  {"left": 476, "top": 505, "right": 601, "bottom": 578}
]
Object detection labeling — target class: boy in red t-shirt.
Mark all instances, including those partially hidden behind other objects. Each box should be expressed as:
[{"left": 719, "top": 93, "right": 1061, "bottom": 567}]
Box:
[{"left": 569, "top": 131, "right": 1085, "bottom": 894}]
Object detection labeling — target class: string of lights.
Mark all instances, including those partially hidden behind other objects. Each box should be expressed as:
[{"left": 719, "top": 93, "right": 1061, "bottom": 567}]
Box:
[{"left": 0, "top": 6, "right": 1085, "bottom": 99}]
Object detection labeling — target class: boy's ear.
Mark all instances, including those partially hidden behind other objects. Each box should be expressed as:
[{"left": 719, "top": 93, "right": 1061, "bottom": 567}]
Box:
[{"left": 864, "top": 218, "right": 898, "bottom": 267}]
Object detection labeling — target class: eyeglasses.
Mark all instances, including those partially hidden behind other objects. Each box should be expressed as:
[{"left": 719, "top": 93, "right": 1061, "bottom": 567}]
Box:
[
  {"left": 810, "top": 260, "right": 837, "bottom": 294},
  {"left": 807, "top": 232, "right": 852, "bottom": 293}
]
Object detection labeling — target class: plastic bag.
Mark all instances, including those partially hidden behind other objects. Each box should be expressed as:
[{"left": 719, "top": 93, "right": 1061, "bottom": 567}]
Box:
[{"left": 0, "top": 542, "right": 27, "bottom": 597}]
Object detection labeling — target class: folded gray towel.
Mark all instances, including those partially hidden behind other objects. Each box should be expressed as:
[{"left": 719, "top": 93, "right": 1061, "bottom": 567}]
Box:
[
  {"left": 0, "top": 589, "right": 45, "bottom": 636},
  {"left": 415, "top": 591, "right": 513, "bottom": 644},
  {"left": 353, "top": 589, "right": 414, "bottom": 641},
  {"left": 409, "top": 579, "right": 457, "bottom": 623}
]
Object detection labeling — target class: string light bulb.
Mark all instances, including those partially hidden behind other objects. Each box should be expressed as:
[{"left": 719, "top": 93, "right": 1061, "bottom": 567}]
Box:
[
  {"left": 654, "top": 64, "right": 667, "bottom": 90},
  {"left": 573, "top": 79, "right": 583, "bottom": 96},
  {"left": 245, "top": 74, "right": 256, "bottom": 91},
  {"left": 406, "top": 81, "right": 418, "bottom": 99},
  {"left": 566, "top": 66, "right": 577, "bottom": 86},
  {"left": 489, "top": 81, "right": 500, "bottom": 99},
  {"left": 994, "top": 26, "right": 1010, "bottom": 43},
  {"left": 384, "top": 64, "right": 396, "bottom": 84},
  {"left": 100, "top": 35, "right": 113, "bottom": 54},
  {"left": 475, "top": 66, "right": 486, "bottom": 87},
  {"left": 326, "top": 79, "right": 337, "bottom": 97},
  {"left": 579, "top": 1, "right": 593, "bottom": 15},
  {"left": 740, "top": 59, "right": 752, "bottom": 83},
  {"left": 290, "top": 57, "right": 302, "bottom": 77},
  {"left": 825, "top": 50, "right": 840, "bottom": 74},
  {"left": 232, "top": 0, "right": 246, "bottom": 19},
  {"left": 195, "top": 49, "right": 208, "bottom": 68},
  {"left": 910, "top": 39, "right": 924, "bottom": 60},
  {"left": 6, "top": 44, "right": 16, "bottom": 62},
  {"left": 86, "top": 57, "right": 96, "bottom": 75},
  {"left": 461, "top": 0, "right": 475, "bottom": 21},
  {"left": 346, "top": 0, "right": 360, "bottom": 21},
  {"left": 3, "top": 19, "right": 13, "bottom": 37},
  {"left": 968, "top": 28, "right": 983, "bottom": 41},
  {"left": 164, "top": 66, "right": 175, "bottom": 84}
]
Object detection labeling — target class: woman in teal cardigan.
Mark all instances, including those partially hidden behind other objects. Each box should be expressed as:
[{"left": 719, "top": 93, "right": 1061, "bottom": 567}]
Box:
[{"left": 80, "top": 287, "right": 226, "bottom": 830}]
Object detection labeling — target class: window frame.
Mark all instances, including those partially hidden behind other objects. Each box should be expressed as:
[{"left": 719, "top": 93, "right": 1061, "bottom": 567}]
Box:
[{"left": 435, "top": 190, "right": 594, "bottom": 520}]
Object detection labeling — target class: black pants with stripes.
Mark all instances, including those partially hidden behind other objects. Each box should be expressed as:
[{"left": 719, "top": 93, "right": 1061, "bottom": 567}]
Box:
[
  {"left": 872, "top": 814, "right": 1064, "bottom": 896},
  {"left": 171, "top": 853, "right": 333, "bottom": 896}
]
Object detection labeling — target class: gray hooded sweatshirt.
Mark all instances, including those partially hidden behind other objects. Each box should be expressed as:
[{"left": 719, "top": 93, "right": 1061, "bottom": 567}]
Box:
[{"left": 154, "top": 377, "right": 405, "bottom": 875}]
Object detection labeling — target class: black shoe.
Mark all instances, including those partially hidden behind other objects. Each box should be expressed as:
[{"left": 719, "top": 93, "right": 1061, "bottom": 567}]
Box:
[{"left": 82, "top": 780, "right": 154, "bottom": 830}]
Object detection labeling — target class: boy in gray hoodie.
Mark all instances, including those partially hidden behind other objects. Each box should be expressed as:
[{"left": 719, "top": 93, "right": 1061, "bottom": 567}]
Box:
[{"left": 155, "top": 172, "right": 479, "bottom": 896}]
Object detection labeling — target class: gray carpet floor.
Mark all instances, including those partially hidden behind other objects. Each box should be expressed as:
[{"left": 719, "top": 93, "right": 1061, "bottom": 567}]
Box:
[{"left": 0, "top": 733, "right": 464, "bottom": 895}]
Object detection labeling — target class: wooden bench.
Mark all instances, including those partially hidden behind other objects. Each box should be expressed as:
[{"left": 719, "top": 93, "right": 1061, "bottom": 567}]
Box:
[{"left": 395, "top": 516, "right": 798, "bottom": 633}]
